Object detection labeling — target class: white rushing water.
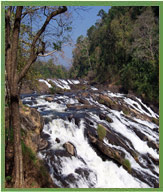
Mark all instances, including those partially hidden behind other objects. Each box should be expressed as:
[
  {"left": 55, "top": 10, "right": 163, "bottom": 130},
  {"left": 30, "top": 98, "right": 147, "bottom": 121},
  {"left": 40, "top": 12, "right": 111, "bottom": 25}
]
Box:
[
  {"left": 22, "top": 79, "right": 159, "bottom": 188},
  {"left": 39, "top": 118, "right": 149, "bottom": 188}
]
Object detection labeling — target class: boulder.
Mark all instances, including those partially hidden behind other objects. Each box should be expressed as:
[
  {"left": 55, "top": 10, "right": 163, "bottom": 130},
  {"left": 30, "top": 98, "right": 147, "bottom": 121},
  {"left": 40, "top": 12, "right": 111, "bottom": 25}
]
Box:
[
  {"left": 76, "top": 97, "right": 90, "bottom": 105},
  {"left": 56, "top": 138, "right": 60, "bottom": 143},
  {"left": 88, "top": 133, "right": 124, "bottom": 164},
  {"left": 45, "top": 97, "right": 54, "bottom": 102},
  {"left": 147, "top": 140, "right": 159, "bottom": 151},
  {"left": 98, "top": 94, "right": 120, "bottom": 111},
  {"left": 63, "top": 142, "right": 75, "bottom": 156}
]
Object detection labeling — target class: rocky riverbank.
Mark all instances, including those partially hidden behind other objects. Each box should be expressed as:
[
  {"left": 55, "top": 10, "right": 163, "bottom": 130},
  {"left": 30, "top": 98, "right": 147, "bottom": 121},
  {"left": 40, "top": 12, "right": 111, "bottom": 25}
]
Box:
[
  {"left": 5, "top": 102, "right": 58, "bottom": 188},
  {"left": 20, "top": 79, "right": 159, "bottom": 188}
]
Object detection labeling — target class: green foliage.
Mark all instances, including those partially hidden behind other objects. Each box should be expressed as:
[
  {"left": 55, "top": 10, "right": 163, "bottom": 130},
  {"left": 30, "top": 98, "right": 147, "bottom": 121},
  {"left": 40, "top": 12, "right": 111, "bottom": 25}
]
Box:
[
  {"left": 6, "top": 176, "right": 12, "bottom": 182},
  {"left": 49, "top": 86, "right": 62, "bottom": 94},
  {"left": 6, "top": 126, "right": 14, "bottom": 143},
  {"left": 32, "top": 59, "right": 69, "bottom": 79},
  {"left": 97, "top": 124, "right": 107, "bottom": 141},
  {"left": 21, "top": 141, "right": 37, "bottom": 164},
  {"left": 21, "top": 128, "right": 26, "bottom": 137},
  {"left": 122, "top": 159, "right": 131, "bottom": 172},
  {"left": 53, "top": 41, "right": 62, "bottom": 51}
]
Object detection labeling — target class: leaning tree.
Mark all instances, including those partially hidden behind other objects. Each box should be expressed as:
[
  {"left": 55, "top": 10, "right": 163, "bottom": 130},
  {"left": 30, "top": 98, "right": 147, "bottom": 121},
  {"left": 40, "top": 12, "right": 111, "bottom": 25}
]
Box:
[{"left": 5, "top": 6, "right": 72, "bottom": 188}]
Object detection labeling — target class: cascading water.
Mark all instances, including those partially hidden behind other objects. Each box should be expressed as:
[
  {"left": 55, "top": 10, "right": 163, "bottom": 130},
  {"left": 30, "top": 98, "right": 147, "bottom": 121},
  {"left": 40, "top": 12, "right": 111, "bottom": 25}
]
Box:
[{"left": 21, "top": 79, "right": 159, "bottom": 188}]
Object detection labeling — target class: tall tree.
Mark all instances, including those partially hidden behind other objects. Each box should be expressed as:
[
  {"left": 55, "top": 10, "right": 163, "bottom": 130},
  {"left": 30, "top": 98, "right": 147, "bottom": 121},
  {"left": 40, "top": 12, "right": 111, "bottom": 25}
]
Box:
[{"left": 5, "top": 6, "right": 69, "bottom": 188}]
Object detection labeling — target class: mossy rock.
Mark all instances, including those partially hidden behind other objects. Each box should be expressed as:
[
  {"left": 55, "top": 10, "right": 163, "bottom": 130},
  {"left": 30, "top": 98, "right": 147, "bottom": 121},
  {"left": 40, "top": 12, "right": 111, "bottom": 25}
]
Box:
[
  {"left": 98, "top": 96, "right": 113, "bottom": 108},
  {"left": 106, "top": 116, "right": 113, "bottom": 123},
  {"left": 131, "top": 151, "right": 139, "bottom": 162},
  {"left": 122, "top": 108, "right": 130, "bottom": 116},
  {"left": 49, "top": 86, "right": 62, "bottom": 94},
  {"left": 97, "top": 124, "right": 107, "bottom": 141},
  {"left": 151, "top": 117, "right": 159, "bottom": 125},
  {"left": 122, "top": 159, "right": 131, "bottom": 173}
]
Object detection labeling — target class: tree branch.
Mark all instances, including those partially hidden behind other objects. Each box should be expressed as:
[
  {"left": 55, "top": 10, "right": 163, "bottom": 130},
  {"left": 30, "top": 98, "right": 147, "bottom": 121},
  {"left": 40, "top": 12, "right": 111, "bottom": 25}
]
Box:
[
  {"left": 38, "top": 50, "right": 58, "bottom": 57},
  {"left": 38, "top": 42, "right": 72, "bottom": 57},
  {"left": 21, "top": 7, "right": 41, "bottom": 19},
  {"left": 32, "top": 6, "right": 67, "bottom": 47},
  {"left": 17, "top": 6, "right": 67, "bottom": 83}
]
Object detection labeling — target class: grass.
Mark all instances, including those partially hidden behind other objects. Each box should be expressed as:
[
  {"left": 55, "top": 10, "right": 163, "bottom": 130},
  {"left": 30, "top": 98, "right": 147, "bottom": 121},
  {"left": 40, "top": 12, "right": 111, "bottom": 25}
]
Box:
[
  {"left": 5, "top": 126, "right": 14, "bottom": 143},
  {"left": 21, "top": 141, "right": 37, "bottom": 164},
  {"left": 97, "top": 124, "right": 107, "bottom": 141}
]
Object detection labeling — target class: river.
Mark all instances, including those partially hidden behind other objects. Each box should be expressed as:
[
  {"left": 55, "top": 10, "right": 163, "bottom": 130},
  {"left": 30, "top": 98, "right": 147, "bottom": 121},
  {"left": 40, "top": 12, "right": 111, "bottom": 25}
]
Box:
[{"left": 21, "top": 79, "right": 159, "bottom": 188}]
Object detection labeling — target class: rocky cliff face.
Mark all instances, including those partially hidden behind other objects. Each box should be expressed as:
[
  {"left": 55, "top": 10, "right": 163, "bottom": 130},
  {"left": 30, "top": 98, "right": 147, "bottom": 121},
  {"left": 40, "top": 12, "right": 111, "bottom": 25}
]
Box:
[{"left": 5, "top": 103, "right": 57, "bottom": 188}]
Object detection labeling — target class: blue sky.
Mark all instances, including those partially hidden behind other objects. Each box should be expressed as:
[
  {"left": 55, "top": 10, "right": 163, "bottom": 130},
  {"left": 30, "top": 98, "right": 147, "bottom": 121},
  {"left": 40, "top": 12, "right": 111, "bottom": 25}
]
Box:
[{"left": 41, "top": 6, "right": 111, "bottom": 69}]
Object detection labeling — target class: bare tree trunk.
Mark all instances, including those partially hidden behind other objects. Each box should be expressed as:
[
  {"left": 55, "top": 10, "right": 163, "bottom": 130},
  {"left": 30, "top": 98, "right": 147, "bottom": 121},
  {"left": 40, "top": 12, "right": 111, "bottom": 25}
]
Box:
[
  {"left": 5, "top": 6, "right": 24, "bottom": 188},
  {"left": 10, "top": 90, "right": 24, "bottom": 188}
]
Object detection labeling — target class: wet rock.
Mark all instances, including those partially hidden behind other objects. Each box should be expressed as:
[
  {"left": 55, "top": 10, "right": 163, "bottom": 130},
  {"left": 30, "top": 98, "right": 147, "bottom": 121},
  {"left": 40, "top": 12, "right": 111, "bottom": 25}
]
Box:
[
  {"left": 151, "top": 117, "right": 159, "bottom": 125},
  {"left": 98, "top": 94, "right": 120, "bottom": 111},
  {"left": 147, "top": 140, "right": 159, "bottom": 151},
  {"left": 45, "top": 97, "right": 54, "bottom": 102},
  {"left": 39, "top": 138, "right": 48, "bottom": 150},
  {"left": 66, "top": 104, "right": 94, "bottom": 110},
  {"left": 147, "top": 153, "right": 159, "bottom": 166},
  {"left": 76, "top": 97, "right": 90, "bottom": 105},
  {"left": 153, "top": 128, "right": 159, "bottom": 133},
  {"left": 87, "top": 133, "right": 125, "bottom": 168},
  {"left": 68, "top": 114, "right": 73, "bottom": 122},
  {"left": 41, "top": 132, "right": 50, "bottom": 140},
  {"left": 88, "top": 133, "right": 97, "bottom": 143},
  {"left": 75, "top": 168, "right": 97, "bottom": 187},
  {"left": 63, "top": 142, "right": 75, "bottom": 156},
  {"left": 56, "top": 138, "right": 60, "bottom": 143},
  {"left": 99, "top": 113, "right": 113, "bottom": 123},
  {"left": 80, "top": 92, "right": 90, "bottom": 98}
]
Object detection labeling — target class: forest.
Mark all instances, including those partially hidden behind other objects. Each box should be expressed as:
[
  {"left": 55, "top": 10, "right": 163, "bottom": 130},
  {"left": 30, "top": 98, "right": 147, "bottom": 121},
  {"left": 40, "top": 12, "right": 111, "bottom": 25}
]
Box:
[{"left": 69, "top": 6, "right": 159, "bottom": 106}]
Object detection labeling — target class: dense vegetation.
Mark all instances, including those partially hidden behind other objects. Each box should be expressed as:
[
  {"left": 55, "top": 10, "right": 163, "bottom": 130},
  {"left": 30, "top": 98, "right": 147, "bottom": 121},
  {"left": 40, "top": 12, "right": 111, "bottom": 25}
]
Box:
[
  {"left": 69, "top": 7, "right": 159, "bottom": 105},
  {"left": 30, "top": 59, "right": 69, "bottom": 79}
]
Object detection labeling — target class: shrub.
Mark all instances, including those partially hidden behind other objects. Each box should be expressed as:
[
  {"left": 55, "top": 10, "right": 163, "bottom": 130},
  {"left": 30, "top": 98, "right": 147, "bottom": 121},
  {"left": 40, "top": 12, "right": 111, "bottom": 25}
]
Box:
[
  {"left": 6, "top": 176, "right": 12, "bottom": 182},
  {"left": 97, "top": 124, "right": 107, "bottom": 141}
]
